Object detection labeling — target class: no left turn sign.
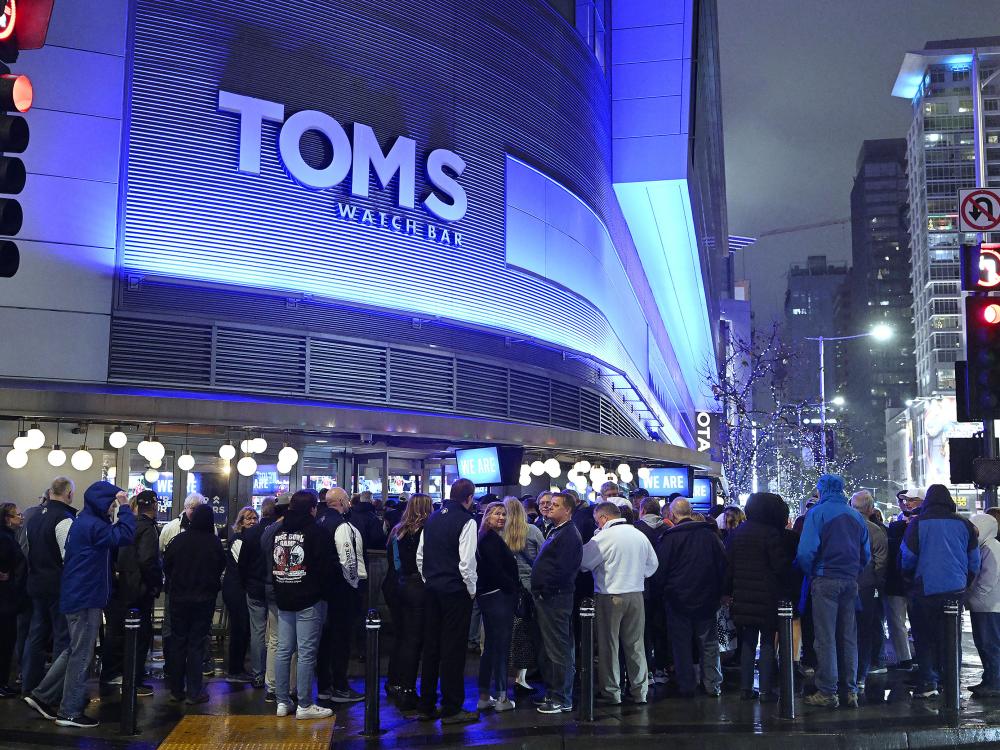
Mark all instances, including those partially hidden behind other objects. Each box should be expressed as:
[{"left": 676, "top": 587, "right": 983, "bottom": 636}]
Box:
[{"left": 959, "top": 188, "right": 1000, "bottom": 232}]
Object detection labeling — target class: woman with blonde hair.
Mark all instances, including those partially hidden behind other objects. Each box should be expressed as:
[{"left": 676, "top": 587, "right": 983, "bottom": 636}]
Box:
[
  {"left": 502, "top": 496, "right": 545, "bottom": 694},
  {"left": 223, "top": 505, "right": 258, "bottom": 681},
  {"left": 476, "top": 501, "right": 519, "bottom": 711},
  {"left": 386, "top": 494, "right": 433, "bottom": 712}
]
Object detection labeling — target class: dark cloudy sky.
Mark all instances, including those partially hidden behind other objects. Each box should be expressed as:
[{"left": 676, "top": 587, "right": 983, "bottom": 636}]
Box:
[{"left": 718, "top": 0, "right": 988, "bottom": 328}]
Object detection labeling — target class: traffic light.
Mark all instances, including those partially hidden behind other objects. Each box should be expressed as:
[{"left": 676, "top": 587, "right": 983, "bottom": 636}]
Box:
[
  {"left": 961, "top": 244, "right": 1000, "bottom": 292},
  {"left": 0, "top": 64, "right": 30, "bottom": 277},
  {"left": 965, "top": 296, "right": 1000, "bottom": 419}
]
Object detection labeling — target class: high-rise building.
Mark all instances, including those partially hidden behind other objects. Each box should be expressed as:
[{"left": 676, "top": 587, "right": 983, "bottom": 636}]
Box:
[
  {"left": 782, "top": 255, "right": 849, "bottom": 406},
  {"left": 889, "top": 38, "right": 999, "bottom": 490},
  {"left": 841, "top": 139, "right": 914, "bottom": 487}
]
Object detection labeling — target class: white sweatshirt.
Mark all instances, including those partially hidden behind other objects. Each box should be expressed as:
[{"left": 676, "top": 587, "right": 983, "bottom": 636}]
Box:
[{"left": 580, "top": 518, "right": 658, "bottom": 595}]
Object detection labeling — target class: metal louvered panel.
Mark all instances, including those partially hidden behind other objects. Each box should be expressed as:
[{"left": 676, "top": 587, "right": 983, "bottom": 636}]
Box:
[
  {"left": 510, "top": 371, "right": 551, "bottom": 425},
  {"left": 308, "top": 339, "right": 388, "bottom": 404},
  {"left": 214, "top": 327, "right": 307, "bottom": 395},
  {"left": 388, "top": 349, "right": 455, "bottom": 411},
  {"left": 456, "top": 359, "right": 509, "bottom": 419},
  {"left": 551, "top": 381, "right": 580, "bottom": 430},
  {"left": 109, "top": 318, "right": 212, "bottom": 386},
  {"left": 580, "top": 389, "right": 601, "bottom": 433}
]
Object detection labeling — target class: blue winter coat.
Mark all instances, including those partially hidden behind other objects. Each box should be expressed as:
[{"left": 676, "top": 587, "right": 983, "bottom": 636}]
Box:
[
  {"left": 795, "top": 475, "right": 870, "bottom": 580},
  {"left": 902, "top": 484, "right": 980, "bottom": 598},
  {"left": 60, "top": 482, "right": 135, "bottom": 614}
]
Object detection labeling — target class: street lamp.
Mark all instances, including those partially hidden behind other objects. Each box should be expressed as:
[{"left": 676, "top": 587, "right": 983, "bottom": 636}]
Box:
[
  {"left": 804, "top": 326, "right": 893, "bottom": 470},
  {"left": 831, "top": 395, "right": 846, "bottom": 406}
]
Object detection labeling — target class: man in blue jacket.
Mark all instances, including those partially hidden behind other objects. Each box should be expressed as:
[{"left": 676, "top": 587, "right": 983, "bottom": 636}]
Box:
[
  {"left": 796, "top": 474, "right": 870, "bottom": 709},
  {"left": 902, "top": 484, "right": 980, "bottom": 698},
  {"left": 25, "top": 482, "right": 134, "bottom": 728}
]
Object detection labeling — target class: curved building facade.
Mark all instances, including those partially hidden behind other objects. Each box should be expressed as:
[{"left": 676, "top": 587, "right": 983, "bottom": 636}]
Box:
[{"left": 0, "top": 0, "right": 728, "bottom": 501}]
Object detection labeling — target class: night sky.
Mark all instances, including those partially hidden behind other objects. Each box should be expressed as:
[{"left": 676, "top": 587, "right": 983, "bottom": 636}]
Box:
[{"left": 719, "top": 0, "right": 988, "bottom": 329}]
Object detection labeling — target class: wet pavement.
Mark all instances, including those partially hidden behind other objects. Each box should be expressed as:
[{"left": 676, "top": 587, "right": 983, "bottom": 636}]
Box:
[{"left": 4, "top": 628, "right": 1000, "bottom": 750}]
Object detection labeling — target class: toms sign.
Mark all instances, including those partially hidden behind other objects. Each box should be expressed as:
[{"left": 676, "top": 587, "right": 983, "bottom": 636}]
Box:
[{"left": 217, "top": 91, "right": 468, "bottom": 227}]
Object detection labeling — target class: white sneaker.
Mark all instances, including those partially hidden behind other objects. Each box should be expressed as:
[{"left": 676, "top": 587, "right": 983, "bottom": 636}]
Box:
[
  {"left": 476, "top": 697, "right": 495, "bottom": 710},
  {"left": 296, "top": 704, "right": 334, "bottom": 720},
  {"left": 494, "top": 696, "right": 516, "bottom": 712},
  {"left": 276, "top": 702, "right": 292, "bottom": 717}
]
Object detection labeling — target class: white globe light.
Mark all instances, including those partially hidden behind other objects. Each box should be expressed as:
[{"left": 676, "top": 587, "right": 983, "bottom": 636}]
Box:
[
  {"left": 48, "top": 448, "right": 67, "bottom": 467},
  {"left": 589, "top": 468, "right": 605, "bottom": 484},
  {"left": 177, "top": 453, "right": 195, "bottom": 472},
  {"left": 620, "top": 471, "right": 634, "bottom": 484},
  {"left": 136, "top": 440, "right": 150, "bottom": 458},
  {"left": 870, "top": 323, "right": 893, "bottom": 342},
  {"left": 107, "top": 466, "right": 117, "bottom": 481},
  {"left": 530, "top": 460, "right": 545, "bottom": 476},
  {"left": 219, "top": 443, "right": 236, "bottom": 460},
  {"left": 617, "top": 463, "right": 631, "bottom": 476},
  {"left": 519, "top": 474, "right": 532, "bottom": 487},
  {"left": 577, "top": 460, "right": 592, "bottom": 473},
  {"left": 26, "top": 427, "right": 46, "bottom": 450},
  {"left": 145, "top": 440, "right": 165, "bottom": 462},
  {"left": 70, "top": 450, "right": 93, "bottom": 471},
  {"left": 546, "top": 465, "right": 561, "bottom": 479},
  {"left": 278, "top": 446, "right": 299, "bottom": 465},
  {"left": 240, "top": 439, "right": 253, "bottom": 453},
  {"left": 252, "top": 438, "right": 268, "bottom": 454},
  {"left": 109, "top": 431, "right": 128, "bottom": 449},
  {"left": 544, "top": 458, "right": 560, "bottom": 473},
  {"left": 276, "top": 461, "right": 292, "bottom": 475},
  {"left": 149, "top": 458, "right": 162, "bottom": 469},
  {"left": 520, "top": 464, "right": 530, "bottom": 475},
  {"left": 13, "top": 435, "right": 31, "bottom": 452},
  {"left": 237, "top": 456, "right": 258, "bottom": 477},
  {"left": 6, "top": 449, "right": 28, "bottom": 469},
  {"left": 637, "top": 467, "right": 651, "bottom": 480},
  {"left": 144, "top": 467, "right": 159, "bottom": 483},
  {"left": 572, "top": 476, "right": 588, "bottom": 492}
]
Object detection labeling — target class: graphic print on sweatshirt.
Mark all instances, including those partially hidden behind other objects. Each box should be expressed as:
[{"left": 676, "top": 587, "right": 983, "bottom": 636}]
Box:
[{"left": 273, "top": 531, "right": 307, "bottom": 583}]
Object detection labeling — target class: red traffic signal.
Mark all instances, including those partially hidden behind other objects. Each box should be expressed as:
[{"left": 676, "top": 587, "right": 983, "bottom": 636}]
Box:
[{"left": 985, "top": 304, "right": 1000, "bottom": 325}]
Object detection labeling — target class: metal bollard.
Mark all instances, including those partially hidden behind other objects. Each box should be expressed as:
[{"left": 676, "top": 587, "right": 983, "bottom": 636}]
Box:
[
  {"left": 943, "top": 599, "right": 961, "bottom": 718},
  {"left": 119, "top": 608, "right": 140, "bottom": 736},
  {"left": 777, "top": 600, "right": 796, "bottom": 720},
  {"left": 578, "top": 597, "right": 595, "bottom": 722},
  {"left": 362, "top": 609, "right": 382, "bottom": 737}
]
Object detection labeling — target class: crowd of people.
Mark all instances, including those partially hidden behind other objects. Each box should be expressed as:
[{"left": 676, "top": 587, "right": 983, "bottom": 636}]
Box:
[{"left": 0, "top": 470, "right": 997, "bottom": 729}]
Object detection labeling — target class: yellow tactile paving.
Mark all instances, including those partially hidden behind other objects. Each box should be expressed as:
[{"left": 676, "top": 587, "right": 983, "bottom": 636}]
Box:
[{"left": 158, "top": 714, "right": 336, "bottom": 750}]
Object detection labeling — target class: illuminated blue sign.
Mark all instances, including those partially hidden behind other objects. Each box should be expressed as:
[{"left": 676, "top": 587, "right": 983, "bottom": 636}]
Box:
[
  {"left": 455, "top": 447, "right": 502, "bottom": 486},
  {"left": 638, "top": 467, "right": 693, "bottom": 497},
  {"left": 253, "top": 465, "right": 289, "bottom": 496},
  {"left": 692, "top": 477, "right": 714, "bottom": 513}
]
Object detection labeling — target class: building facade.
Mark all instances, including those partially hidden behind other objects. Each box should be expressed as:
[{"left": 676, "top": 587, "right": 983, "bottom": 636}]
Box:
[{"left": 0, "top": 0, "right": 728, "bottom": 514}]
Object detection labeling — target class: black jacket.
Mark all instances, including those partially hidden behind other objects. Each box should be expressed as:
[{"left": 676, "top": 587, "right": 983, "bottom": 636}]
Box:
[
  {"left": 272, "top": 510, "right": 336, "bottom": 612},
  {"left": 573, "top": 503, "right": 597, "bottom": 597},
  {"left": 26, "top": 499, "right": 77, "bottom": 599},
  {"left": 349, "top": 503, "right": 386, "bottom": 556},
  {"left": 114, "top": 512, "right": 162, "bottom": 606},
  {"left": 531, "top": 520, "right": 583, "bottom": 595},
  {"left": 884, "top": 518, "right": 908, "bottom": 597},
  {"left": 163, "top": 505, "right": 225, "bottom": 605},
  {"left": 0, "top": 525, "right": 27, "bottom": 614},
  {"left": 238, "top": 514, "right": 276, "bottom": 601},
  {"left": 654, "top": 518, "right": 727, "bottom": 618},
  {"left": 476, "top": 529, "right": 520, "bottom": 596},
  {"left": 725, "top": 493, "right": 792, "bottom": 629}
]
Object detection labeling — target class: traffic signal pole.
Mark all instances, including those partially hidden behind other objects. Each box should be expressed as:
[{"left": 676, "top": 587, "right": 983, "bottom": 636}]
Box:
[{"left": 971, "top": 50, "right": 998, "bottom": 509}]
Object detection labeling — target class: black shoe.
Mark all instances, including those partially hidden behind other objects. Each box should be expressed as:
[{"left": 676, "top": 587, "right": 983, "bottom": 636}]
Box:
[
  {"left": 224, "top": 673, "right": 252, "bottom": 684},
  {"left": 264, "top": 691, "right": 277, "bottom": 703},
  {"left": 513, "top": 682, "right": 535, "bottom": 695},
  {"left": 532, "top": 695, "right": 551, "bottom": 705},
  {"left": 741, "top": 689, "right": 760, "bottom": 701},
  {"left": 330, "top": 688, "right": 364, "bottom": 703},
  {"left": 251, "top": 676, "right": 265, "bottom": 690},
  {"left": 186, "top": 691, "right": 210, "bottom": 705},
  {"left": 760, "top": 692, "right": 779, "bottom": 704},
  {"left": 417, "top": 708, "right": 440, "bottom": 721},
  {"left": 24, "top": 694, "right": 57, "bottom": 720},
  {"left": 385, "top": 683, "right": 401, "bottom": 699},
  {"left": 136, "top": 684, "right": 154, "bottom": 698},
  {"left": 440, "top": 709, "right": 479, "bottom": 724},
  {"left": 0, "top": 685, "right": 18, "bottom": 698},
  {"left": 55, "top": 713, "right": 99, "bottom": 728},
  {"left": 168, "top": 692, "right": 185, "bottom": 703}
]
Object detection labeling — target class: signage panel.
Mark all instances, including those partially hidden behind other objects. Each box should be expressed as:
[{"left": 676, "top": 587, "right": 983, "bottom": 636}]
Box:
[
  {"left": 455, "top": 447, "right": 502, "bottom": 485},
  {"left": 638, "top": 467, "right": 693, "bottom": 498},
  {"left": 692, "top": 477, "right": 714, "bottom": 513}
]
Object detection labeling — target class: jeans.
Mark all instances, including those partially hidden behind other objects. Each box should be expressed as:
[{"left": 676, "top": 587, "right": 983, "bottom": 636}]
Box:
[
  {"left": 910, "top": 595, "right": 952, "bottom": 689},
  {"left": 420, "top": 589, "right": 474, "bottom": 716},
  {"left": 22, "top": 595, "right": 69, "bottom": 694},
  {"left": 596, "top": 591, "right": 648, "bottom": 701},
  {"left": 276, "top": 601, "right": 326, "bottom": 707},
  {"left": 883, "top": 594, "right": 911, "bottom": 663},
  {"left": 534, "top": 591, "right": 575, "bottom": 706},
  {"left": 101, "top": 598, "right": 154, "bottom": 685},
  {"left": 665, "top": 606, "right": 721, "bottom": 694},
  {"left": 856, "top": 586, "right": 882, "bottom": 683},
  {"left": 34, "top": 608, "right": 102, "bottom": 718},
  {"left": 971, "top": 611, "right": 1000, "bottom": 688},
  {"left": 810, "top": 576, "right": 858, "bottom": 696},
  {"left": 478, "top": 591, "right": 515, "bottom": 698},
  {"left": 739, "top": 625, "right": 776, "bottom": 696},
  {"left": 246, "top": 596, "right": 268, "bottom": 681},
  {"left": 167, "top": 599, "right": 215, "bottom": 698}
]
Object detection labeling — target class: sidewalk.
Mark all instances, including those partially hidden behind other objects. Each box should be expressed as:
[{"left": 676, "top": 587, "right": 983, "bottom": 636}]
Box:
[{"left": 3, "top": 636, "right": 1000, "bottom": 750}]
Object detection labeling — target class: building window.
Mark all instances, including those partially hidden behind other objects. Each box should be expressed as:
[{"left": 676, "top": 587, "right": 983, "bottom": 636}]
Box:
[{"left": 575, "top": 0, "right": 608, "bottom": 73}]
